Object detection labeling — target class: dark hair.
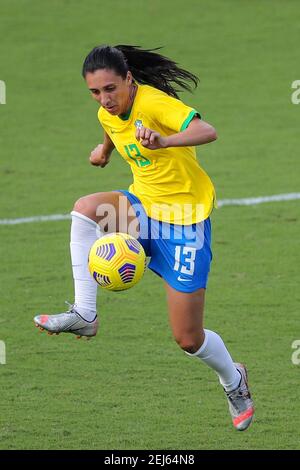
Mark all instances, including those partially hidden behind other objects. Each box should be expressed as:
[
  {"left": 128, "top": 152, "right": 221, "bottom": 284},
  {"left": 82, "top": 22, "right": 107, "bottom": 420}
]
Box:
[{"left": 82, "top": 44, "right": 199, "bottom": 99}]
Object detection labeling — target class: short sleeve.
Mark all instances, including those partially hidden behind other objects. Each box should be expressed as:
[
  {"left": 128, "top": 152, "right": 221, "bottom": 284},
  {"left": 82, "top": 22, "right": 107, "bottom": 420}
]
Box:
[{"left": 180, "top": 109, "right": 201, "bottom": 131}]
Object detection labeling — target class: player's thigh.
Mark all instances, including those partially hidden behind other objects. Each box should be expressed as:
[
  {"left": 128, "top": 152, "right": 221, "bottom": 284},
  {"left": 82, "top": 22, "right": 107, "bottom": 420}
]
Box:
[
  {"left": 73, "top": 191, "right": 138, "bottom": 235},
  {"left": 165, "top": 283, "right": 205, "bottom": 350}
]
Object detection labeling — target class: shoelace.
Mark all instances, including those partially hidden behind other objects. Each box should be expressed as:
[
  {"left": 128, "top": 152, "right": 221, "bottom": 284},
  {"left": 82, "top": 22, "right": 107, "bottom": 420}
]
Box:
[
  {"left": 64, "top": 301, "right": 97, "bottom": 323},
  {"left": 226, "top": 386, "right": 251, "bottom": 411}
]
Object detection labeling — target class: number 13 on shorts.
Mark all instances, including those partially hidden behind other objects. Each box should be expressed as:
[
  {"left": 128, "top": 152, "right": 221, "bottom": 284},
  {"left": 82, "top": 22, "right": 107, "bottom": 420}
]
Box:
[{"left": 174, "top": 246, "right": 196, "bottom": 276}]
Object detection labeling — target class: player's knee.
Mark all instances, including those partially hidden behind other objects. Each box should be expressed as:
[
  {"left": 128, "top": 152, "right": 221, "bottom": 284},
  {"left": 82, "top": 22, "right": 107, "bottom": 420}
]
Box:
[
  {"left": 73, "top": 196, "right": 91, "bottom": 215},
  {"left": 174, "top": 335, "right": 203, "bottom": 354}
]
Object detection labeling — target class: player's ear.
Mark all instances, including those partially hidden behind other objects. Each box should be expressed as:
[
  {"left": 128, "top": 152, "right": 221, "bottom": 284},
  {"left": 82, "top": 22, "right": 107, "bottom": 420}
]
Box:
[{"left": 126, "top": 71, "right": 133, "bottom": 84}]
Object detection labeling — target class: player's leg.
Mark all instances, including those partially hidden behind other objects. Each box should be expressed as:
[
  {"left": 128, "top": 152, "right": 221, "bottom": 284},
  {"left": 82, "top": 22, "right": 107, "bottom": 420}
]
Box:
[
  {"left": 164, "top": 283, "right": 254, "bottom": 431},
  {"left": 72, "top": 190, "right": 139, "bottom": 232},
  {"left": 149, "top": 218, "right": 243, "bottom": 390},
  {"left": 165, "top": 285, "right": 241, "bottom": 386},
  {"left": 34, "top": 191, "right": 138, "bottom": 337},
  {"left": 148, "top": 216, "right": 254, "bottom": 430},
  {"left": 70, "top": 190, "right": 139, "bottom": 317}
]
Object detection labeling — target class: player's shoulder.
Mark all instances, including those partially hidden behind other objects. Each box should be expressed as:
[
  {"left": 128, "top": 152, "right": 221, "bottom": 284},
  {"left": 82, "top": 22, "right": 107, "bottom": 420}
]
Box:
[
  {"left": 137, "top": 84, "right": 177, "bottom": 108},
  {"left": 137, "top": 84, "right": 191, "bottom": 114}
]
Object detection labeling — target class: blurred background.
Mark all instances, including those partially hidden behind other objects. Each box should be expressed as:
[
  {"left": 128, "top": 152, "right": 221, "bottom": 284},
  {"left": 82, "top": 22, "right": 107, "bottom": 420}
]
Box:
[{"left": 0, "top": 0, "right": 299, "bottom": 449}]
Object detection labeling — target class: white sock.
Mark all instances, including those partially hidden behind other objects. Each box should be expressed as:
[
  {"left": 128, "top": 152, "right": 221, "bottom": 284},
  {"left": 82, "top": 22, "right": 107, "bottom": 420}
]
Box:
[
  {"left": 186, "top": 329, "right": 241, "bottom": 392},
  {"left": 70, "top": 210, "right": 100, "bottom": 321}
]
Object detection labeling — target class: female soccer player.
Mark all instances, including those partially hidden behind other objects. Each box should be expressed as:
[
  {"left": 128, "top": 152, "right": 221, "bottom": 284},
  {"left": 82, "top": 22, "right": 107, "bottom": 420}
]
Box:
[{"left": 34, "top": 45, "right": 254, "bottom": 431}]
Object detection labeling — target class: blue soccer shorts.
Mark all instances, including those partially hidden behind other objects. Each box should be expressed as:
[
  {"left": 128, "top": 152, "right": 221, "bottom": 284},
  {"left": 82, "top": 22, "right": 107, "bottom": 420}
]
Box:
[{"left": 118, "top": 190, "right": 213, "bottom": 293}]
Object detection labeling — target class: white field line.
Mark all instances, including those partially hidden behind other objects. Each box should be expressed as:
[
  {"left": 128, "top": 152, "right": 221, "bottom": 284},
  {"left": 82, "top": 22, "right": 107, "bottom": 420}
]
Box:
[
  {"left": 0, "top": 192, "right": 300, "bottom": 226},
  {"left": 217, "top": 192, "right": 300, "bottom": 207},
  {"left": 0, "top": 214, "right": 71, "bottom": 225}
]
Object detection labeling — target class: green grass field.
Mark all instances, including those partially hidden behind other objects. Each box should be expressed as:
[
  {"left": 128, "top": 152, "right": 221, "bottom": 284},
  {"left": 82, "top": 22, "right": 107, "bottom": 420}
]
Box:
[{"left": 0, "top": 0, "right": 300, "bottom": 450}]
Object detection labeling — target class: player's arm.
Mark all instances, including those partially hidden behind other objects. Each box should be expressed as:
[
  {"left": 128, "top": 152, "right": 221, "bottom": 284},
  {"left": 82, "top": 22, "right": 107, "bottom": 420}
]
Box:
[
  {"left": 89, "top": 131, "right": 115, "bottom": 167},
  {"left": 136, "top": 117, "right": 217, "bottom": 150}
]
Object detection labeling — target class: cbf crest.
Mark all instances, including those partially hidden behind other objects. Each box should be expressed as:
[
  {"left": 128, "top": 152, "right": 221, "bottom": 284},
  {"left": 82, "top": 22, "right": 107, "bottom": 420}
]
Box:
[{"left": 134, "top": 119, "right": 143, "bottom": 129}]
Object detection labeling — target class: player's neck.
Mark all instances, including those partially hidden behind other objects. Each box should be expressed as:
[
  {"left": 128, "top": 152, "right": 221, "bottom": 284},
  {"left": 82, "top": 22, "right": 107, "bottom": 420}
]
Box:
[{"left": 121, "top": 83, "right": 137, "bottom": 117}]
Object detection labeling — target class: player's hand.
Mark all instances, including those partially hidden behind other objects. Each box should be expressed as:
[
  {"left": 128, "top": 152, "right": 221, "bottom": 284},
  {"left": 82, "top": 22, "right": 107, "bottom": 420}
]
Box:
[
  {"left": 135, "top": 126, "right": 167, "bottom": 150},
  {"left": 89, "top": 144, "right": 111, "bottom": 168}
]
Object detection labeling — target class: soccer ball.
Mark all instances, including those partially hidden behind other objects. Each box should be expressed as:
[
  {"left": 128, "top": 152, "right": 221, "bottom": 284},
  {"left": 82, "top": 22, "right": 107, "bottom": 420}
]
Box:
[{"left": 88, "top": 233, "right": 146, "bottom": 291}]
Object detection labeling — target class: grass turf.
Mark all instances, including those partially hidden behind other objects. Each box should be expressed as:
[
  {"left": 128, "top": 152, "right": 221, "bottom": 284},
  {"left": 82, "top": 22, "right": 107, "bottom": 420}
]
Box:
[{"left": 0, "top": 0, "right": 299, "bottom": 449}]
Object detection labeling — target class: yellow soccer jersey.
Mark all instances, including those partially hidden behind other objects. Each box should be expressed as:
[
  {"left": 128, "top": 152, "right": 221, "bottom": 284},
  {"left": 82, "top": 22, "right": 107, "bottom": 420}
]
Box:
[{"left": 98, "top": 84, "right": 216, "bottom": 224}]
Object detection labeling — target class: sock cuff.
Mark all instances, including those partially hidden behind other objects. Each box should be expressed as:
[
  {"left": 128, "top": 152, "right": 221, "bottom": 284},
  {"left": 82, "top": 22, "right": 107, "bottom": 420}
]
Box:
[
  {"left": 185, "top": 329, "right": 209, "bottom": 357},
  {"left": 71, "top": 210, "right": 98, "bottom": 228}
]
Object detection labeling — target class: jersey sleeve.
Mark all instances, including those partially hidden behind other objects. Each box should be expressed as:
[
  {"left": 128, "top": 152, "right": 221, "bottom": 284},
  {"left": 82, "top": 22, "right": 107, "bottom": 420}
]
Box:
[{"left": 149, "top": 94, "right": 201, "bottom": 133}]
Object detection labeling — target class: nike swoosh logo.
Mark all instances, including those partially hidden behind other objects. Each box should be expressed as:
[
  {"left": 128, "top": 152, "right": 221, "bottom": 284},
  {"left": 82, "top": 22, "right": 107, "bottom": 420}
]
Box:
[{"left": 177, "top": 276, "right": 192, "bottom": 281}]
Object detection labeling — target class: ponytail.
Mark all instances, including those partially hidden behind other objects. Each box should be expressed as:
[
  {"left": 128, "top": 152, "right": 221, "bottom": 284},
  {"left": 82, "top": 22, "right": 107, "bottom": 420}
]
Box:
[{"left": 82, "top": 44, "right": 199, "bottom": 99}]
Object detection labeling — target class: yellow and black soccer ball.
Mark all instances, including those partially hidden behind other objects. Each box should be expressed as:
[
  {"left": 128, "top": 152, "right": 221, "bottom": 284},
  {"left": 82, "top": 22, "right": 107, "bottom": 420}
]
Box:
[{"left": 88, "top": 233, "right": 146, "bottom": 291}]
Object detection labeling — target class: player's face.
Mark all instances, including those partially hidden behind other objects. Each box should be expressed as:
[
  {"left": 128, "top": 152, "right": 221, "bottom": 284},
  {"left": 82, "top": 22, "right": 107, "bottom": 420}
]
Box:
[{"left": 85, "top": 68, "right": 133, "bottom": 115}]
